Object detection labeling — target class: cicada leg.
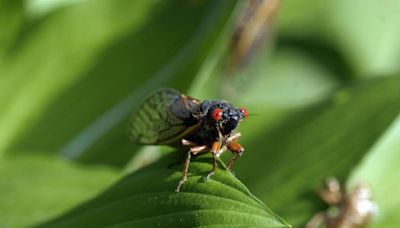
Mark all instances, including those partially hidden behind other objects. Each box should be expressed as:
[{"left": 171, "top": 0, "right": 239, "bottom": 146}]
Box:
[
  {"left": 168, "top": 139, "right": 197, "bottom": 169},
  {"left": 181, "top": 138, "right": 197, "bottom": 147},
  {"left": 227, "top": 139, "right": 244, "bottom": 172},
  {"left": 227, "top": 132, "right": 241, "bottom": 142},
  {"left": 305, "top": 211, "right": 328, "bottom": 228},
  {"left": 175, "top": 144, "right": 208, "bottom": 192},
  {"left": 205, "top": 141, "right": 221, "bottom": 181}
]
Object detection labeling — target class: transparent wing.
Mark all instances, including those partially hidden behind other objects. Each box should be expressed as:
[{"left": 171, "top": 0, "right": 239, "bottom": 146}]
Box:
[{"left": 128, "top": 88, "right": 200, "bottom": 145}]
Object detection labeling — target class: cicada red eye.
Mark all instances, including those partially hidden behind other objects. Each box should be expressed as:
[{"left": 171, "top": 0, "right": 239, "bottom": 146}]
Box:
[
  {"left": 212, "top": 108, "right": 223, "bottom": 121},
  {"left": 240, "top": 108, "right": 248, "bottom": 118}
]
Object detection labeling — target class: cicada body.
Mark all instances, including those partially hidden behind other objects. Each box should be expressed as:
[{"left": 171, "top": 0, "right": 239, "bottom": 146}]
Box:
[{"left": 128, "top": 88, "right": 248, "bottom": 192}]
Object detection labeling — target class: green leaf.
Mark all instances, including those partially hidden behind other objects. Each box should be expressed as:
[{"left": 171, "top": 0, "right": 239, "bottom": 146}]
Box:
[
  {"left": 233, "top": 76, "right": 400, "bottom": 226},
  {"left": 38, "top": 154, "right": 290, "bottom": 228},
  {"left": 0, "top": 155, "right": 119, "bottom": 227}
]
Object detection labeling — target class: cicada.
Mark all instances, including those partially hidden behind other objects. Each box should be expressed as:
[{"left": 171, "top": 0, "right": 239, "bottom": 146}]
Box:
[
  {"left": 306, "top": 177, "right": 375, "bottom": 228},
  {"left": 128, "top": 88, "right": 248, "bottom": 192}
]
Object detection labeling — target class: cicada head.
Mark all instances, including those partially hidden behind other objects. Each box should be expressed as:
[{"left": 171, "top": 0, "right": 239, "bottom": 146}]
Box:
[{"left": 201, "top": 100, "right": 248, "bottom": 136}]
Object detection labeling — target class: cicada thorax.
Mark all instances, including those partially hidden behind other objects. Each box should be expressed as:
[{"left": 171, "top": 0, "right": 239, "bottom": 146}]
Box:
[
  {"left": 187, "top": 100, "right": 221, "bottom": 145},
  {"left": 184, "top": 121, "right": 219, "bottom": 147}
]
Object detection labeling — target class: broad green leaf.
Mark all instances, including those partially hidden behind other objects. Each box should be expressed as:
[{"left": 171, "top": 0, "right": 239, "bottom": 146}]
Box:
[
  {"left": 348, "top": 114, "right": 400, "bottom": 227},
  {"left": 1, "top": 0, "right": 237, "bottom": 167},
  {"left": 233, "top": 76, "right": 400, "bottom": 226},
  {"left": 39, "top": 154, "right": 290, "bottom": 228},
  {"left": 0, "top": 155, "right": 119, "bottom": 227}
]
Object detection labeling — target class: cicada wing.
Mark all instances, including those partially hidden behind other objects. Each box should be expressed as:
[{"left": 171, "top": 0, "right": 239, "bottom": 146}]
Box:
[{"left": 128, "top": 88, "right": 201, "bottom": 145}]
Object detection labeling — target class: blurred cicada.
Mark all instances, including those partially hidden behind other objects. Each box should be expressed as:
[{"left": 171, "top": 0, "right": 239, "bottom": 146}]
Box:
[
  {"left": 128, "top": 88, "right": 248, "bottom": 192},
  {"left": 306, "top": 177, "right": 375, "bottom": 228}
]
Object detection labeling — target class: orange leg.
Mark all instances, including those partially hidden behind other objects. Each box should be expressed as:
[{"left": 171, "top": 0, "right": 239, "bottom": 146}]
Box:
[
  {"left": 227, "top": 140, "right": 244, "bottom": 171},
  {"left": 175, "top": 144, "right": 208, "bottom": 192},
  {"left": 205, "top": 141, "right": 221, "bottom": 181}
]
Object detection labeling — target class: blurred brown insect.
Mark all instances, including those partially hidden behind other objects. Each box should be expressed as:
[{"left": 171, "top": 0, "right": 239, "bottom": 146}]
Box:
[
  {"left": 128, "top": 89, "right": 248, "bottom": 192},
  {"left": 306, "top": 177, "right": 375, "bottom": 228},
  {"left": 228, "top": 0, "right": 280, "bottom": 71}
]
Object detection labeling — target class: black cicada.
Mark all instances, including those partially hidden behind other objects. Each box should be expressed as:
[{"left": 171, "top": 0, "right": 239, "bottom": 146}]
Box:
[{"left": 128, "top": 88, "right": 248, "bottom": 192}]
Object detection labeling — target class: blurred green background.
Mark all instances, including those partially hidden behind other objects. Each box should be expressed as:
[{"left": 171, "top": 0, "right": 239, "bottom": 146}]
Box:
[{"left": 1, "top": 0, "right": 400, "bottom": 227}]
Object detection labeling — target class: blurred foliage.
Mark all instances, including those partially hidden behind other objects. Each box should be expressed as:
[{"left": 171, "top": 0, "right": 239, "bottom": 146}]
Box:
[
  {"left": 1, "top": 0, "right": 400, "bottom": 227},
  {"left": 0, "top": 155, "right": 118, "bottom": 227},
  {"left": 277, "top": 0, "right": 400, "bottom": 76}
]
